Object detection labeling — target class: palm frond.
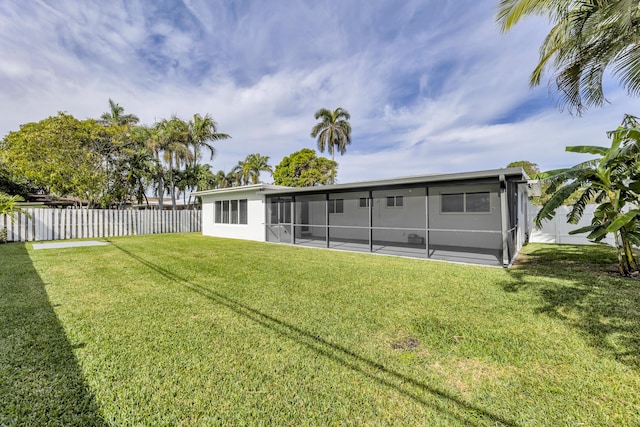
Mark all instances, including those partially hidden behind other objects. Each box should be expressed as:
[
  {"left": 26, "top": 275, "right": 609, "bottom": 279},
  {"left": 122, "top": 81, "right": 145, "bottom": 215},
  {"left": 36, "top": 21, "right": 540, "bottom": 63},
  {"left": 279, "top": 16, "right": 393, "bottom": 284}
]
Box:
[{"left": 534, "top": 180, "right": 581, "bottom": 227}]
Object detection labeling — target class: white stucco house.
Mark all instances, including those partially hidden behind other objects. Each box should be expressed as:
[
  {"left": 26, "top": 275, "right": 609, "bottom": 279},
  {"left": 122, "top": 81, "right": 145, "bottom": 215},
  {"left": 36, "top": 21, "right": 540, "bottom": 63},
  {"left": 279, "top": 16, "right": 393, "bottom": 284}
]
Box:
[{"left": 192, "top": 168, "right": 530, "bottom": 267}]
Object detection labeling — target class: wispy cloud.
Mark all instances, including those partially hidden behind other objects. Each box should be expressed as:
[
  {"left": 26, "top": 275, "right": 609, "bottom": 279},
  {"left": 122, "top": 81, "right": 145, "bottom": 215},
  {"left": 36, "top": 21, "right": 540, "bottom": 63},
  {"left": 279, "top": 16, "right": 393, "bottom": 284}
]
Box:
[{"left": 0, "top": 0, "right": 634, "bottom": 183}]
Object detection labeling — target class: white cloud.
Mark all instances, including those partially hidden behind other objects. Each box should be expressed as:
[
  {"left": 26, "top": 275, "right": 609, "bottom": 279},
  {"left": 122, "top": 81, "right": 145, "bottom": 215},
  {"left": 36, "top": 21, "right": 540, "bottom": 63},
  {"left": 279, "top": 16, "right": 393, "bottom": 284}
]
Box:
[{"left": 0, "top": 0, "right": 636, "bottom": 187}]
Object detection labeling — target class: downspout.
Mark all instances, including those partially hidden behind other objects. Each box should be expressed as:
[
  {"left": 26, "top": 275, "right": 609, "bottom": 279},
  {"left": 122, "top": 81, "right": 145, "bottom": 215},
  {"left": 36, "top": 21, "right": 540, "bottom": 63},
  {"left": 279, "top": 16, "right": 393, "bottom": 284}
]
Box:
[{"left": 499, "top": 174, "right": 510, "bottom": 267}]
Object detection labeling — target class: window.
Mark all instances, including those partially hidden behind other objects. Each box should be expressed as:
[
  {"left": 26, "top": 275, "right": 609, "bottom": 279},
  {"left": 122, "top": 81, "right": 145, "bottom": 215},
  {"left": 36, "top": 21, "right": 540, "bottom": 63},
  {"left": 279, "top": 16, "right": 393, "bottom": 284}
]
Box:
[
  {"left": 359, "top": 198, "right": 370, "bottom": 208},
  {"left": 328, "top": 198, "right": 344, "bottom": 214},
  {"left": 239, "top": 199, "right": 248, "bottom": 224},
  {"left": 215, "top": 199, "right": 248, "bottom": 224},
  {"left": 441, "top": 192, "right": 490, "bottom": 213},
  {"left": 466, "top": 192, "right": 490, "bottom": 213},
  {"left": 441, "top": 193, "right": 464, "bottom": 213},
  {"left": 214, "top": 201, "right": 222, "bottom": 223},
  {"left": 230, "top": 200, "right": 238, "bottom": 224},
  {"left": 222, "top": 200, "right": 229, "bottom": 223},
  {"left": 386, "top": 195, "right": 403, "bottom": 207}
]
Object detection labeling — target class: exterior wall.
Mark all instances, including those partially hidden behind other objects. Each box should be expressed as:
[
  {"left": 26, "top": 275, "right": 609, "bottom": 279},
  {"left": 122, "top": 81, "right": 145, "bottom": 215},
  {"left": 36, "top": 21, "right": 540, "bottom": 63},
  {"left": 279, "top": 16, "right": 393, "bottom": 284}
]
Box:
[
  {"left": 303, "top": 188, "right": 426, "bottom": 243},
  {"left": 200, "top": 189, "right": 266, "bottom": 242},
  {"left": 427, "top": 183, "right": 502, "bottom": 249}
]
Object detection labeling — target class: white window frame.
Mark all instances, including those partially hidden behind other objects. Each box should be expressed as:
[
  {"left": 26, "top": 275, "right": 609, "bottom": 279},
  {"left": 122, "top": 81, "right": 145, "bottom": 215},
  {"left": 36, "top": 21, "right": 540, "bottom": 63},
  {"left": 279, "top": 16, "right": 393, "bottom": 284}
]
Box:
[{"left": 215, "top": 198, "right": 249, "bottom": 224}]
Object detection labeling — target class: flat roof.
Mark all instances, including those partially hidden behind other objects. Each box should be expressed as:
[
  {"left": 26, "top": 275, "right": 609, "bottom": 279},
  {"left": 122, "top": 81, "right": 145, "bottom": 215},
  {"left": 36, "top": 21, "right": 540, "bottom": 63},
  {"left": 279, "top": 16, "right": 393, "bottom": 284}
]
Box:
[
  {"left": 192, "top": 183, "right": 291, "bottom": 197},
  {"left": 262, "top": 167, "right": 527, "bottom": 195},
  {"left": 191, "top": 168, "right": 527, "bottom": 197}
]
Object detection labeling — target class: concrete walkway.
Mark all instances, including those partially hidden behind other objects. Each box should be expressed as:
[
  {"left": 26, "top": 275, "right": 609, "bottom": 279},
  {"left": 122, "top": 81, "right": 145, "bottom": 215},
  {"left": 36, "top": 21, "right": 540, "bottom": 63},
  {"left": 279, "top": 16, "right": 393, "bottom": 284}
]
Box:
[{"left": 32, "top": 241, "right": 111, "bottom": 250}]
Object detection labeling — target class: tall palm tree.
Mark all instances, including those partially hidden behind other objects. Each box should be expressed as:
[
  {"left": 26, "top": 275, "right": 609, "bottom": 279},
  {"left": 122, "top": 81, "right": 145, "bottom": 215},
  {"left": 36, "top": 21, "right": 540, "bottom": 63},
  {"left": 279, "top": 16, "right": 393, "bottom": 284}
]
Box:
[
  {"left": 310, "top": 107, "right": 351, "bottom": 184},
  {"left": 154, "top": 117, "right": 193, "bottom": 210},
  {"left": 497, "top": 0, "right": 640, "bottom": 114},
  {"left": 99, "top": 99, "right": 140, "bottom": 127},
  {"left": 132, "top": 125, "right": 166, "bottom": 210},
  {"left": 188, "top": 114, "right": 231, "bottom": 165}
]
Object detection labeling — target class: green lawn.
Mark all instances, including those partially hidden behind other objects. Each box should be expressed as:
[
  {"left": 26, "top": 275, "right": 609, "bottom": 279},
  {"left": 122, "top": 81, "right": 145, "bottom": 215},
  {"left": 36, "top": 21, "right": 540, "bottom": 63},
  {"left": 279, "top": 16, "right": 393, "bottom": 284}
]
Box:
[{"left": 1, "top": 234, "right": 639, "bottom": 425}]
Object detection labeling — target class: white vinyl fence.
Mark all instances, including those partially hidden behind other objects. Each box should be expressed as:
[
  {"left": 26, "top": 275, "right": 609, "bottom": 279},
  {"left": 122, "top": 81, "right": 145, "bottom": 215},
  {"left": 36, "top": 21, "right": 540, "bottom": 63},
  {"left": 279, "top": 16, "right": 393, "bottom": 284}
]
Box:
[
  {"left": 1, "top": 208, "right": 201, "bottom": 242},
  {"left": 528, "top": 204, "right": 616, "bottom": 246}
]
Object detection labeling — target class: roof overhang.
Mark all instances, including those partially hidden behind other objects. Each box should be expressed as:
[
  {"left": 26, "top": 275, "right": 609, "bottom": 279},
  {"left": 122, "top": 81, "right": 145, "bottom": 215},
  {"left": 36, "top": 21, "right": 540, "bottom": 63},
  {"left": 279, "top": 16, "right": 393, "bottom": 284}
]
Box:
[
  {"left": 192, "top": 184, "right": 292, "bottom": 197},
  {"left": 262, "top": 168, "right": 528, "bottom": 195}
]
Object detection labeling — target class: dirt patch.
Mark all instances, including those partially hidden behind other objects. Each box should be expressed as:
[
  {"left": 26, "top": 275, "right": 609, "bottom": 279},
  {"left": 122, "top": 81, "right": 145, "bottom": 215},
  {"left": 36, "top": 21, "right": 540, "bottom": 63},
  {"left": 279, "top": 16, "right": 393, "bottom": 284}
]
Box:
[{"left": 390, "top": 336, "right": 419, "bottom": 351}]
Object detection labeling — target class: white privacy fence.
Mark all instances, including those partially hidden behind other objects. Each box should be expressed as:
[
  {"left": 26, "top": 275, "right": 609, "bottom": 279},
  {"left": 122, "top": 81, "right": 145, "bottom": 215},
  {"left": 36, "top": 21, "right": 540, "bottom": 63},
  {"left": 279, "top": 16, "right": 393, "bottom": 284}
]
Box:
[
  {"left": 1, "top": 208, "right": 201, "bottom": 242},
  {"left": 528, "top": 204, "right": 616, "bottom": 246}
]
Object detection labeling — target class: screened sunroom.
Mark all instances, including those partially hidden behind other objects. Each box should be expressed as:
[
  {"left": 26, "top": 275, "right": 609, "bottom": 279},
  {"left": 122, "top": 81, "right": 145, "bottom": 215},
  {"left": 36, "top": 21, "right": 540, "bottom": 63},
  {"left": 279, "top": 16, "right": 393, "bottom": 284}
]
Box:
[{"left": 262, "top": 168, "right": 528, "bottom": 267}]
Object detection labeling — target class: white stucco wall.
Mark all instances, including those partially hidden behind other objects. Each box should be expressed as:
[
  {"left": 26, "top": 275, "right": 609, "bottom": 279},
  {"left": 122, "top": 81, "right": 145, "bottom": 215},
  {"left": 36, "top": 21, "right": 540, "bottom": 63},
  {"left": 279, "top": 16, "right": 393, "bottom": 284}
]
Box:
[{"left": 200, "top": 188, "right": 266, "bottom": 242}]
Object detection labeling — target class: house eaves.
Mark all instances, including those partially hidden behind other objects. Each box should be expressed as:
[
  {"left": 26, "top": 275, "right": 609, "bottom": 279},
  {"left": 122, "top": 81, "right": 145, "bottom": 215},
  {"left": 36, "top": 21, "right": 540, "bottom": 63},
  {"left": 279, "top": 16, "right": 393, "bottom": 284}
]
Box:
[{"left": 262, "top": 167, "right": 527, "bottom": 195}]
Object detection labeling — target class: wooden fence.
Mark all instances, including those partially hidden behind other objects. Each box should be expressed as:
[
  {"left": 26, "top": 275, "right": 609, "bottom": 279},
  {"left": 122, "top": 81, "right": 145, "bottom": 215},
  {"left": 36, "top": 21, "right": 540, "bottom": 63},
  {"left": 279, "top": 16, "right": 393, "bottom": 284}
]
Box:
[{"left": 1, "top": 208, "right": 201, "bottom": 242}]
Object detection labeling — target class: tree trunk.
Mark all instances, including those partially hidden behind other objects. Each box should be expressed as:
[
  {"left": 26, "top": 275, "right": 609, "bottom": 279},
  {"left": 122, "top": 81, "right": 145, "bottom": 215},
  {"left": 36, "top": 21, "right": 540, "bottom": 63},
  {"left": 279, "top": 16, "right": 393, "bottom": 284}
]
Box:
[
  {"left": 614, "top": 231, "right": 628, "bottom": 275},
  {"left": 157, "top": 174, "right": 164, "bottom": 211},
  {"left": 621, "top": 228, "right": 638, "bottom": 273},
  {"left": 331, "top": 148, "right": 336, "bottom": 185}
]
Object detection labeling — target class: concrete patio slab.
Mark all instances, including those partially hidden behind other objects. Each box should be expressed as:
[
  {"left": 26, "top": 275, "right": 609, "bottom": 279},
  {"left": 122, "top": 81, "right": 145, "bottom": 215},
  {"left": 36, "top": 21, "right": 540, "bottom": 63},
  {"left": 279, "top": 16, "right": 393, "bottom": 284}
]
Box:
[{"left": 32, "top": 241, "right": 110, "bottom": 250}]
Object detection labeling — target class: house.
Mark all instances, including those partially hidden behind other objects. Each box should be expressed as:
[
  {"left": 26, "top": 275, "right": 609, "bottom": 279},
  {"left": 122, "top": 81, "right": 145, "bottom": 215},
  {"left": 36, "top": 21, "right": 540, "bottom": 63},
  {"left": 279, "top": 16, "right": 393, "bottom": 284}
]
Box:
[{"left": 192, "top": 168, "right": 529, "bottom": 267}]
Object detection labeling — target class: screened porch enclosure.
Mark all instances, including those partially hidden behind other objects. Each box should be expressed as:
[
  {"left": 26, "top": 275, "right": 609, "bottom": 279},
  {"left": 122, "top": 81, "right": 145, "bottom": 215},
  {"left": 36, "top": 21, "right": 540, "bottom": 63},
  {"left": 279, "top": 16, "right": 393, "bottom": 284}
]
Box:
[{"left": 265, "top": 182, "right": 514, "bottom": 267}]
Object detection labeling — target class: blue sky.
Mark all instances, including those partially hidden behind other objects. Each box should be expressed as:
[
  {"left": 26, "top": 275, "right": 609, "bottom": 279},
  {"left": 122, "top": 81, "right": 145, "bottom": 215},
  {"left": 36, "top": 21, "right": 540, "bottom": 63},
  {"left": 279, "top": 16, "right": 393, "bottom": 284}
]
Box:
[{"left": 0, "top": 0, "right": 635, "bottom": 183}]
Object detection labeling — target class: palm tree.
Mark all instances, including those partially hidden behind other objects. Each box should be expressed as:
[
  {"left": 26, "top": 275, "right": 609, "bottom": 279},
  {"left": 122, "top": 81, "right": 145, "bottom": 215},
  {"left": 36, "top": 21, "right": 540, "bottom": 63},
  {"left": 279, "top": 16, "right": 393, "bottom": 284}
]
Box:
[
  {"left": 213, "top": 170, "right": 228, "bottom": 189},
  {"left": 99, "top": 99, "right": 140, "bottom": 126},
  {"left": 123, "top": 148, "right": 157, "bottom": 206},
  {"left": 310, "top": 107, "right": 351, "bottom": 184},
  {"left": 535, "top": 115, "right": 640, "bottom": 275},
  {"left": 154, "top": 117, "right": 193, "bottom": 210},
  {"left": 231, "top": 153, "right": 273, "bottom": 185},
  {"left": 188, "top": 114, "right": 231, "bottom": 165},
  {"left": 231, "top": 160, "right": 251, "bottom": 186},
  {"left": 497, "top": 0, "right": 640, "bottom": 114},
  {"left": 225, "top": 169, "right": 242, "bottom": 187}
]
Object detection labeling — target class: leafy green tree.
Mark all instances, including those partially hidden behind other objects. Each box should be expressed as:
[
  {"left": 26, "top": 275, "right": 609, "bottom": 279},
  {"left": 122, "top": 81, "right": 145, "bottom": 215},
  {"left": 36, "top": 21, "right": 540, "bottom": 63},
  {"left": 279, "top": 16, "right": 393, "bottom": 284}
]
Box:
[
  {"left": 0, "top": 192, "right": 29, "bottom": 242},
  {"left": 508, "top": 160, "right": 549, "bottom": 205},
  {"left": 507, "top": 160, "right": 540, "bottom": 178},
  {"left": 191, "top": 164, "right": 217, "bottom": 192},
  {"left": 0, "top": 192, "right": 26, "bottom": 220},
  {"left": 310, "top": 107, "right": 351, "bottom": 184},
  {"left": 273, "top": 148, "right": 338, "bottom": 187},
  {"left": 497, "top": 0, "right": 640, "bottom": 114},
  {"left": 534, "top": 115, "right": 640, "bottom": 276},
  {"left": 0, "top": 113, "right": 109, "bottom": 206},
  {"left": 0, "top": 161, "right": 39, "bottom": 198}
]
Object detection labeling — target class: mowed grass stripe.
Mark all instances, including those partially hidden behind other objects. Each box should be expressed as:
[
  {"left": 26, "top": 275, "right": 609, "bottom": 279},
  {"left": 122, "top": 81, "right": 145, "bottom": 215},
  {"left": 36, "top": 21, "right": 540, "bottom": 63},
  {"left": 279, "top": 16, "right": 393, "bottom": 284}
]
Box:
[{"left": 1, "top": 233, "right": 639, "bottom": 425}]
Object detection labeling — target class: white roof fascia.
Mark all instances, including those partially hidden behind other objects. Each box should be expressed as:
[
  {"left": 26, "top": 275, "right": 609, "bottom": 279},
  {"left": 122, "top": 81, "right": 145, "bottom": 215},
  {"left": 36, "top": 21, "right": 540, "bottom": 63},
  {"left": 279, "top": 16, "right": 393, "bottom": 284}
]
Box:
[{"left": 192, "top": 184, "right": 292, "bottom": 197}]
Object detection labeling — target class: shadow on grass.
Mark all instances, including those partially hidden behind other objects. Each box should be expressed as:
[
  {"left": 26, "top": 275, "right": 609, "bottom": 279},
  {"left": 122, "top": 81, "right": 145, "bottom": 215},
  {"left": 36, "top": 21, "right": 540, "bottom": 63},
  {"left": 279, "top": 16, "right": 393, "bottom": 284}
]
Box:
[
  {"left": 113, "top": 243, "right": 518, "bottom": 427},
  {"left": 506, "top": 243, "right": 640, "bottom": 368},
  {"left": 0, "top": 243, "right": 106, "bottom": 426}
]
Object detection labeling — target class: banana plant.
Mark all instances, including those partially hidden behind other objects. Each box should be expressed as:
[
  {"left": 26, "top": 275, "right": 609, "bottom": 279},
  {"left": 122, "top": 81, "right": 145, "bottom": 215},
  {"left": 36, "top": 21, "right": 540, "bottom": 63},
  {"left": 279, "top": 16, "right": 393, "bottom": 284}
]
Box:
[{"left": 535, "top": 115, "right": 640, "bottom": 275}]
